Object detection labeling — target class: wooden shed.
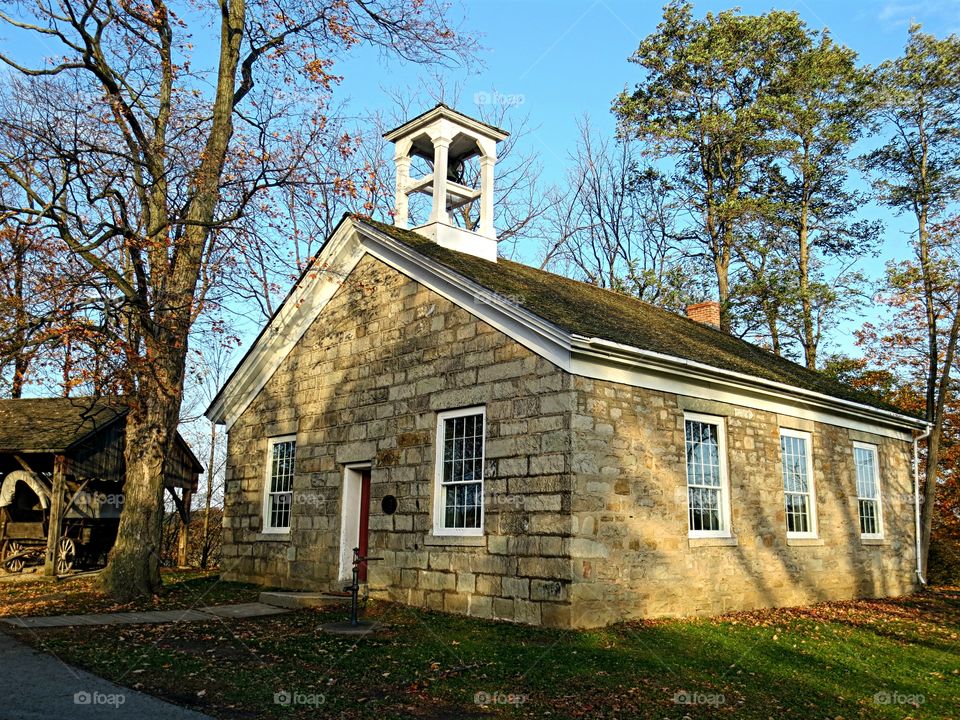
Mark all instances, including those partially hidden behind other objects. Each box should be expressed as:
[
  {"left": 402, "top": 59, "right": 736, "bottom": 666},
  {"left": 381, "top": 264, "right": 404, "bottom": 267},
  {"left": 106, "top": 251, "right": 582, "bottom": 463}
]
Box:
[{"left": 0, "top": 396, "right": 202, "bottom": 575}]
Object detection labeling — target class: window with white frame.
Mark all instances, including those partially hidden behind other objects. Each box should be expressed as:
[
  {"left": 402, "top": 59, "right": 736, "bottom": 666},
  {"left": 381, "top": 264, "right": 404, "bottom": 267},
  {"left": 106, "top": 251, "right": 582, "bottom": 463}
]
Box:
[
  {"left": 433, "top": 407, "right": 485, "bottom": 535},
  {"left": 684, "top": 413, "right": 731, "bottom": 536},
  {"left": 854, "top": 442, "right": 883, "bottom": 538},
  {"left": 263, "top": 436, "right": 296, "bottom": 532},
  {"left": 780, "top": 429, "right": 817, "bottom": 538}
]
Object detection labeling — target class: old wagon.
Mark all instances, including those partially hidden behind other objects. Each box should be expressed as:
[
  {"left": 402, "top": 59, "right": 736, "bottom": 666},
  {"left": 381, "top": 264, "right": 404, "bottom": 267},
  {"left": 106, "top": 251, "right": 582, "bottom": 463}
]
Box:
[
  {"left": 0, "top": 397, "right": 202, "bottom": 575},
  {"left": 0, "top": 469, "right": 123, "bottom": 574}
]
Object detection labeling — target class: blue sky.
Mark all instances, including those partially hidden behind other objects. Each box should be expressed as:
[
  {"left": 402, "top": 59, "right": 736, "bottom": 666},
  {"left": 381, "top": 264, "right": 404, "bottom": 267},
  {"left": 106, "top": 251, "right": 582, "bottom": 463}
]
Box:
[
  {"left": 4, "top": 0, "right": 960, "bottom": 366},
  {"left": 340, "top": 0, "right": 960, "bottom": 180},
  {"left": 327, "top": 0, "right": 960, "bottom": 356}
]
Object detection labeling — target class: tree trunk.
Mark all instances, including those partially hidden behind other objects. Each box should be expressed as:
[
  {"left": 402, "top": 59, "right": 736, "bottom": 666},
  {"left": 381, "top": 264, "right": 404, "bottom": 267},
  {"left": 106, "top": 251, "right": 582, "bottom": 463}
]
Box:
[
  {"left": 798, "top": 193, "right": 816, "bottom": 369},
  {"left": 10, "top": 354, "right": 27, "bottom": 398},
  {"left": 715, "top": 239, "right": 731, "bottom": 332},
  {"left": 177, "top": 487, "right": 192, "bottom": 567},
  {"left": 764, "top": 299, "right": 781, "bottom": 356},
  {"left": 920, "top": 298, "right": 960, "bottom": 576},
  {"left": 100, "top": 357, "right": 183, "bottom": 598},
  {"left": 201, "top": 421, "right": 217, "bottom": 569}
]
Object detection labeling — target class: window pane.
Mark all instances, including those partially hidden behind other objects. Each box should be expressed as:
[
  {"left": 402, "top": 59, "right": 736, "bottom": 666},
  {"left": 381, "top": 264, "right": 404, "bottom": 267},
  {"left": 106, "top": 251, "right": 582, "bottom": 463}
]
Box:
[
  {"left": 854, "top": 445, "right": 881, "bottom": 535},
  {"left": 266, "top": 440, "right": 295, "bottom": 529},
  {"left": 781, "top": 434, "right": 812, "bottom": 534},
  {"left": 439, "top": 412, "right": 484, "bottom": 529},
  {"left": 855, "top": 446, "right": 878, "bottom": 499},
  {"left": 685, "top": 418, "right": 725, "bottom": 532},
  {"left": 859, "top": 499, "right": 878, "bottom": 535}
]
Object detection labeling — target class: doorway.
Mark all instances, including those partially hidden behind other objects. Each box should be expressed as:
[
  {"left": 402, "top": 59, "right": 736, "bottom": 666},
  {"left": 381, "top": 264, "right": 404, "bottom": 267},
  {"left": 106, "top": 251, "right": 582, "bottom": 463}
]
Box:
[{"left": 338, "top": 464, "right": 371, "bottom": 583}]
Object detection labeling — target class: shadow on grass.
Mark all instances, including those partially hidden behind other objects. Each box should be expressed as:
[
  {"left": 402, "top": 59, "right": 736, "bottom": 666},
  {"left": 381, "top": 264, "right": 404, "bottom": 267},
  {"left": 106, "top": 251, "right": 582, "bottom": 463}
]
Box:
[{"left": 10, "top": 589, "right": 960, "bottom": 720}]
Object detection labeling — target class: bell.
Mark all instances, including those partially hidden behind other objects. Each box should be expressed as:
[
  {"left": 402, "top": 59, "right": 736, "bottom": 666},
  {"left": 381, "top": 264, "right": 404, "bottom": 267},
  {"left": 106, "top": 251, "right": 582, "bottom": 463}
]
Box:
[{"left": 447, "top": 159, "right": 466, "bottom": 184}]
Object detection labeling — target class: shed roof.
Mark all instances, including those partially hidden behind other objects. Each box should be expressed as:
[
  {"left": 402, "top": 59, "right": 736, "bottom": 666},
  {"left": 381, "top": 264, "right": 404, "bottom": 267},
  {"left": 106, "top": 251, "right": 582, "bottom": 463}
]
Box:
[
  {"left": 0, "top": 397, "right": 127, "bottom": 453},
  {"left": 0, "top": 396, "right": 203, "bottom": 476}
]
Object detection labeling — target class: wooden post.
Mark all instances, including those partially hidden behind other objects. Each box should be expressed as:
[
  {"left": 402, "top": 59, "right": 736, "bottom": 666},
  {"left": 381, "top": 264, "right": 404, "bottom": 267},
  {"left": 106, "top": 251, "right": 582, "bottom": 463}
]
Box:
[
  {"left": 177, "top": 487, "right": 192, "bottom": 568},
  {"left": 44, "top": 454, "right": 67, "bottom": 576}
]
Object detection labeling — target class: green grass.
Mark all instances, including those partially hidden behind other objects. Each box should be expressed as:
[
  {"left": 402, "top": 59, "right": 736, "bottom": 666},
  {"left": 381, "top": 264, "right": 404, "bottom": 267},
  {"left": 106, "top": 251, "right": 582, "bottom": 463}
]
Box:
[
  {"left": 0, "top": 568, "right": 260, "bottom": 617},
  {"left": 6, "top": 580, "right": 958, "bottom": 719}
]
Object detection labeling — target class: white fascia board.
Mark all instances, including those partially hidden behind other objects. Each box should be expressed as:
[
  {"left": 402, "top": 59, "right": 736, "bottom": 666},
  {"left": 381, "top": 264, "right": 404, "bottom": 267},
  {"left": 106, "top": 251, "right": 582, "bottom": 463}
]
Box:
[
  {"left": 570, "top": 336, "right": 927, "bottom": 440},
  {"left": 209, "top": 221, "right": 365, "bottom": 429}
]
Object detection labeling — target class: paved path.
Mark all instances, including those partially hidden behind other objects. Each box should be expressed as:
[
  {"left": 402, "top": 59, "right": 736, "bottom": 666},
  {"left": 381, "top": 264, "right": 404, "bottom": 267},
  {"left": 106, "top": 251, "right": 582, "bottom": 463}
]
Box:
[
  {"left": 0, "top": 631, "right": 213, "bottom": 719},
  {"left": 1, "top": 602, "right": 290, "bottom": 629}
]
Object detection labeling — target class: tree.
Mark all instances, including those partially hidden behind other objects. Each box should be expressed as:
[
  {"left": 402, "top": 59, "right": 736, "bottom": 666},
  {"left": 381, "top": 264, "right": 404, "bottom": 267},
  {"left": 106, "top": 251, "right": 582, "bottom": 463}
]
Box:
[
  {"left": 861, "top": 26, "right": 960, "bottom": 573},
  {"left": 539, "top": 117, "right": 707, "bottom": 311},
  {"left": 760, "top": 31, "right": 878, "bottom": 368},
  {"left": 853, "top": 217, "right": 960, "bottom": 578},
  {"left": 614, "top": 0, "right": 810, "bottom": 330},
  {"left": 0, "top": 0, "right": 471, "bottom": 599}
]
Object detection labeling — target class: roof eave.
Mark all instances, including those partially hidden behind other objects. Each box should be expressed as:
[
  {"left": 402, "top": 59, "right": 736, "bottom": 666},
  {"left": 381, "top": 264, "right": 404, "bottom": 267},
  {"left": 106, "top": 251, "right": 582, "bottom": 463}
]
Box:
[{"left": 573, "top": 335, "right": 929, "bottom": 432}]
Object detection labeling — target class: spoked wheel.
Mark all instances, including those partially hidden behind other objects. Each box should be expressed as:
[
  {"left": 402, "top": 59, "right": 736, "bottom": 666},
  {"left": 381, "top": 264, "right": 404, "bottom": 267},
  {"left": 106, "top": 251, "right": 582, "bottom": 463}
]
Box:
[
  {"left": 2, "top": 540, "right": 25, "bottom": 573},
  {"left": 56, "top": 537, "right": 76, "bottom": 575}
]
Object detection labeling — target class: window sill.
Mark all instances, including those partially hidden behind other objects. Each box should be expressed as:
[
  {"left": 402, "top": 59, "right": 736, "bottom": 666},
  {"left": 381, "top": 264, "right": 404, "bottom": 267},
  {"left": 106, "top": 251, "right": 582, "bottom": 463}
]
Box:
[
  {"left": 860, "top": 537, "right": 887, "bottom": 546},
  {"left": 424, "top": 534, "right": 486, "bottom": 547},
  {"left": 787, "top": 537, "right": 824, "bottom": 547},
  {"left": 688, "top": 536, "right": 738, "bottom": 548},
  {"left": 254, "top": 532, "right": 291, "bottom": 542}
]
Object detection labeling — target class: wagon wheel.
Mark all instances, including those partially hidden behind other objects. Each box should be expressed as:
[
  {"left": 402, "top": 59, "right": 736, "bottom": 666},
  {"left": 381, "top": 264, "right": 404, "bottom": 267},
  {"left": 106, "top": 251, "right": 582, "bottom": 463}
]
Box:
[
  {"left": 2, "top": 540, "right": 25, "bottom": 573},
  {"left": 55, "top": 537, "right": 76, "bottom": 575}
]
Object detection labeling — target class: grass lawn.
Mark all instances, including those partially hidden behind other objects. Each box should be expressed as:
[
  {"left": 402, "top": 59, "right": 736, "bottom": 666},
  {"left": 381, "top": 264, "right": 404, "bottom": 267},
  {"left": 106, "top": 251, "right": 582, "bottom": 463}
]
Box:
[
  {"left": 0, "top": 568, "right": 260, "bottom": 617},
  {"left": 1, "top": 574, "right": 957, "bottom": 719}
]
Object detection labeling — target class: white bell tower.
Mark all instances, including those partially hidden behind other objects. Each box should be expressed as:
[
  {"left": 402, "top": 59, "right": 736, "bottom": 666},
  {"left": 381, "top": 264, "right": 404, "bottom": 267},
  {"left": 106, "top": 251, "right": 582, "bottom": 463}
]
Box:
[{"left": 384, "top": 104, "right": 508, "bottom": 262}]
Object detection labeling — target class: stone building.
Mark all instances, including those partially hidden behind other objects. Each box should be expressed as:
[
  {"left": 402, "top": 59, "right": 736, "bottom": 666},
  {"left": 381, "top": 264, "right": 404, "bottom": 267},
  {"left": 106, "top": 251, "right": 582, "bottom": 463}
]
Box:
[{"left": 207, "top": 105, "right": 929, "bottom": 628}]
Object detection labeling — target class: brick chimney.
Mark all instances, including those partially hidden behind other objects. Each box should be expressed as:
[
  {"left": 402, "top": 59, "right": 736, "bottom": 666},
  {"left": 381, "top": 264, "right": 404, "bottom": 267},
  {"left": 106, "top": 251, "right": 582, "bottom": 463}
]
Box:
[{"left": 686, "top": 301, "right": 721, "bottom": 328}]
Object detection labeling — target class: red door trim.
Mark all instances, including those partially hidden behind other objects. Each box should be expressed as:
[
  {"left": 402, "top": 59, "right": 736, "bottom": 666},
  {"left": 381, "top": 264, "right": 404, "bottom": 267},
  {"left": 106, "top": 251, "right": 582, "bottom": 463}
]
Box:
[{"left": 357, "top": 469, "right": 371, "bottom": 582}]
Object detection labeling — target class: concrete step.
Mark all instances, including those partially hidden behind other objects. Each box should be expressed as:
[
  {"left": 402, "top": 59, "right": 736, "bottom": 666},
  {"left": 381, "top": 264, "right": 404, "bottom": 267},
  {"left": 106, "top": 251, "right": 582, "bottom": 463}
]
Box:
[{"left": 259, "top": 591, "right": 352, "bottom": 609}]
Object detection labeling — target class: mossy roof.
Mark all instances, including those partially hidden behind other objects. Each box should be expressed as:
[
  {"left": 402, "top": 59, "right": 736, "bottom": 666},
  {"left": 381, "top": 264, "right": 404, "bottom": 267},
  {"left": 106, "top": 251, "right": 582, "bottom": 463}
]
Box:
[
  {"left": 359, "top": 218, "right": 915, "bottom": 419},
  {"left": 0, "top": 396, "right": 204, "bottom": 477},
  {"left": 0, "top": 397, "right": 127, "bottom": 453}
]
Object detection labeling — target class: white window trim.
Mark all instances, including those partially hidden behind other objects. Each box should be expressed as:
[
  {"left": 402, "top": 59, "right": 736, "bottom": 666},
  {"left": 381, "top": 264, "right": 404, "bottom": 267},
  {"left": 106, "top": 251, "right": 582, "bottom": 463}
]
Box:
[
  {"left": 262, "top": 434, "right": 296, "bottom": 534},
  {"left": 432, "top": 406, "right": 486, "bottom": 537},
  {"left": 684, "top": 412, "right": 733, "bottom": 539},
  {"left": 853, "top": 441, "right": 884, "bottom": 540},
  {"left": 779, "top": 428, "right": 818, "bottom": 540}
]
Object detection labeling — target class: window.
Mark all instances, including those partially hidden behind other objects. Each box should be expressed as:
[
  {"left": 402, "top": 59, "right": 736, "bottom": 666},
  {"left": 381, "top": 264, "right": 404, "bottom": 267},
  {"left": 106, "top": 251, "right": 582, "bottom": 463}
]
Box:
[
  {"left": 854, "top": 442, "right": 883, "bottom": 538},
  {"left": 263, "top": 436, "right": 296, "bottom": 532},
  {"left": 780, "top": 429, "right": 817, "bottom": 538},
  {"left": 684, "top": 413, "right": 731, "bottom": 537},
  {"left": 433, "top": 407, "right": 485, "bottom": 536}
]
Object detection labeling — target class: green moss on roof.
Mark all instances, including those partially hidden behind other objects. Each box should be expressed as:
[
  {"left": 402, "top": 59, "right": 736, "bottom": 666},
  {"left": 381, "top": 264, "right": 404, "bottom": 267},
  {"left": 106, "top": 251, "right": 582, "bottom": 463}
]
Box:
[
  {"left": 0, "top": 397, "right": 127, "bottom": 453},
  {"left": 358, "top": 217, "right": 915, "bottom": 419}
]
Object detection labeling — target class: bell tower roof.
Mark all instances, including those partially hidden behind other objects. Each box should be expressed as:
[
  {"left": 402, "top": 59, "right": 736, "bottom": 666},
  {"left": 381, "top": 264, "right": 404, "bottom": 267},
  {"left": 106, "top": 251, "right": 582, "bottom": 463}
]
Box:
[
  {"left": 384, "top": 104, "right": 509, "bottom": 263},
  {"left": 382, "top": 103, "right": 509, "bottom": 146}
]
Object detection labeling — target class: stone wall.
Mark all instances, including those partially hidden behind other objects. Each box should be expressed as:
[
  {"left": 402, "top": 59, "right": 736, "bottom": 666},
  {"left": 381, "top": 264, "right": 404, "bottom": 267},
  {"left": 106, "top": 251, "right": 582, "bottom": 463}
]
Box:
[
  {"left": 568, "top": 378, "right": 918, "bottom": 627},
  {"left": 221, "top": 254, "right": 576, "bottom": 626},
  {"left": 221, "top": 252, "right": 919, "bottom": 629}
]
